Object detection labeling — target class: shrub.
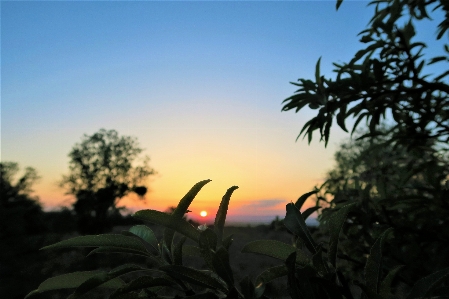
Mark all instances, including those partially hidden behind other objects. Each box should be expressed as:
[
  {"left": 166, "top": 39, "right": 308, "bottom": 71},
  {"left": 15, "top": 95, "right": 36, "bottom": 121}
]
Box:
[{"left": 25, "top": 180, "right": 449, "bottom": 299}]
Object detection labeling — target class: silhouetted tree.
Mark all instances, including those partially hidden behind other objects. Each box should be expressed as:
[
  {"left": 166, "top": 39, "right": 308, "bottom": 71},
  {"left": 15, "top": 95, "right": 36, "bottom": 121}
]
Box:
[
  {"left": 281, "top": 0, "right": 449, "bottom": 289},
  {"left": 0, "top": 162, "right": 48, "bottom": 299},
  {"left": 60, "top": 129, "right": 156, "bottom": 234}
]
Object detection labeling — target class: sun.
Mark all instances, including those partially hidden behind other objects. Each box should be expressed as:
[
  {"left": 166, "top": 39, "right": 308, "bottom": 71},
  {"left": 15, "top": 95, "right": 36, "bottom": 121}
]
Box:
[{"left": 200, "top": 210, "right": 207, "bottom": 217}]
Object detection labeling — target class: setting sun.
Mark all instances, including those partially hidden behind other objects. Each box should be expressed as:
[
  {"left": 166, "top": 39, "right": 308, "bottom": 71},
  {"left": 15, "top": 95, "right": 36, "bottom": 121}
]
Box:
[{"left": 200, "top": 211, "right": 208, "bottom": 217}]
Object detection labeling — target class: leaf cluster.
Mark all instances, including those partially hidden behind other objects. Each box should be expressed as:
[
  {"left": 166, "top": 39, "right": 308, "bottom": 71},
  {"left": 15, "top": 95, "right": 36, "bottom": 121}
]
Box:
[
  {"left": 27, "top": 180, "right": 449, "bottom": 298},
  {"left": 282, "top": 0, "right": 449, "bottom": 148}
]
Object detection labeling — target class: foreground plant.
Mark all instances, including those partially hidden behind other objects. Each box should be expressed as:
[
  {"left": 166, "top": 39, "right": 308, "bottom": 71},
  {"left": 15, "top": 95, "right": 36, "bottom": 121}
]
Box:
[{"left": 27, "top": 180, "right": 449, "bottom": 298}]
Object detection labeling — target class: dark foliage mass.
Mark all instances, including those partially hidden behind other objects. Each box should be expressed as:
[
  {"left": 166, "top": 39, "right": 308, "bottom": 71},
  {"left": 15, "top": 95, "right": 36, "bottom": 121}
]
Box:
[{"left": 60, "top": 129, "right": 156, "bottom": 234}]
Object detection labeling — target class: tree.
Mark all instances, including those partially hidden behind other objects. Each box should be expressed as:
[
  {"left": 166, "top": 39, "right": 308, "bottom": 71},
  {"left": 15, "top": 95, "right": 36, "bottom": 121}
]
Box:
[
  {"left": 282, "top": 0, "right": 449, "bottom": 150},
  {"left": 61, "top": 129, "right": 156, "bottom": 234},
  {"left": 315, "top": 128, "right": 449, "bottom": 285},
  {"left": 0, "top": 162, "right": 48, "bottom": 299},
  {"left": 281, "top": 0, "right": 449, "bottom": 290}
]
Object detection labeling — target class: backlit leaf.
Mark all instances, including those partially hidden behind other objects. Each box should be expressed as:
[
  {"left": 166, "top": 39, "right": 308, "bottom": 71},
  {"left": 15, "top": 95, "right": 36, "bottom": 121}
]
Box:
[
  {"left": 284, "top": 203, "right": 318, "bottom": 254},
  {"left": 214, "top": 186, "right": 238, "bottom": 247},
  {"left": 328, "top": 203, "right": 356, "bottom": 268}
]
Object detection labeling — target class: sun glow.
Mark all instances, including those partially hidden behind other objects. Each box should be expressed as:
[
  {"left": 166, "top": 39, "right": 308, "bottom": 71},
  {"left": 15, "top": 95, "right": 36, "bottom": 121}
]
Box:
[{"left": 200, "top": 211, "right": 208, "bottom": 217}]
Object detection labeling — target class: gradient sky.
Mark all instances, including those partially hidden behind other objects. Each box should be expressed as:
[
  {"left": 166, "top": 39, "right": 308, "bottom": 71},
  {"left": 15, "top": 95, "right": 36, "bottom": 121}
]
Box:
[{"left": 2, "top": 1, "right": 445, "bottom": 224}]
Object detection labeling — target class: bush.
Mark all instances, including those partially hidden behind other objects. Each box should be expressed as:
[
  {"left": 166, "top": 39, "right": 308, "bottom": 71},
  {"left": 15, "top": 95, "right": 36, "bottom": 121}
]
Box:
[{"left": 26, "top": 181, "right": 449, "bottom": 299}]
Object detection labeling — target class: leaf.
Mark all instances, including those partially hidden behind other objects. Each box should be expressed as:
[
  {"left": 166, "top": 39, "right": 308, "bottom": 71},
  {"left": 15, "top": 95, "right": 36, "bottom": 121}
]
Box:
[
  {"left": 327, "top": 203, "right": 356, "bottom": 268},
  {"left": 315, "top": 57, "right": 322, "bottom": 85},
  {"left": 214, "top": 186, "right": 239, "bottom": 247},
  {"left": 212, "top": 247, "right": 234, "bottom": 288},
  {"left": 110, "top": 276, "right": 174, "bottom": 299},
  {"left": 173, "top": 236, "right": 186, "bottom": 265},
  {"left": 159, "top": 265, "right": 227, "bottom": 293},
  {"left": 284, "top": 203, "right": 318, "bottom": 254},
  {"left": 134, "top": 210, "right": 200, "bottom": 242},
  {"left": 164, "top": 179, "right": 211, "bottom": 249},
  {"left": 379, "top": 265, "right": 404, "bottom": 298},
  {"left": 302, "top": 206, "right": 320, "bottom": 221},
  {"left": 128, "top": 225, "right": 159, "bottom": 253},
  {"left": 294, "top": 190, "right": 318, "bottom": 210},
  {"left": 239, "top": 276, "right": 256, "bottom": 299},
  {"left": 286, "top": 252, "right": 302, "bottom": 299},
  {"left": 69, "top": 264, "right": 146, "bottom": 299},
  {"left": 86, "top": 247, "right": 160, "bottom": 265},
  {"left": 312, "top": 246, "right": 329, "bottom": 276},
  {"left": 222, "top": 234, "right": 234, "bottom": 251},
  {"left": 255, "top": 265, "right": 289, "bottom": 287},
  {"left": 406, "top": 267, "right": 449, "bottom": 299},
  {"left": 25, "top": 271, "right": 124, "bottom": 299},
  {"left": 41, "top": 234, "right": 148, "bottom": 253},
  {"left": 336, "top": 104, "right": 348, "bottom": 132},
  {"left": 365, "top": 228, "right": 394, "bottom": 294},
  {"left": 199, "top": 229, "right": 218, "bottom": 270},
  {"left": 242, "top": 240, "right": 310, "bottom": 266},
  {"left": 336, "top": 0, "right": 343, "bottom": 10}
]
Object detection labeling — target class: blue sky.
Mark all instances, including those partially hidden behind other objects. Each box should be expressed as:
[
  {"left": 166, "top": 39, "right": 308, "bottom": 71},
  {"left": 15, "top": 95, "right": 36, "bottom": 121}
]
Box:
[{"left": 2, "top": 1, "right": 446, "bottom": 223}]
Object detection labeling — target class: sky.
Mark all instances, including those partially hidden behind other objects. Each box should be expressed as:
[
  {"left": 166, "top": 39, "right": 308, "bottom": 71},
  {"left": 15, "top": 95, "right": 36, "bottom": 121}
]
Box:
[{"left": 2, "top": 0, "right": 446, "bottom": 224}]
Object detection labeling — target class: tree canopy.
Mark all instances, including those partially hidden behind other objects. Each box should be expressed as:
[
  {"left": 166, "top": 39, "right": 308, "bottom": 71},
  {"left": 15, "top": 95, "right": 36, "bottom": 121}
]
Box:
[
  {"left": 60, "top": 129, "right": 156, "bottom": 233},
  {"left": 282, "top": 0, "right": 449, "bottom": 149}
]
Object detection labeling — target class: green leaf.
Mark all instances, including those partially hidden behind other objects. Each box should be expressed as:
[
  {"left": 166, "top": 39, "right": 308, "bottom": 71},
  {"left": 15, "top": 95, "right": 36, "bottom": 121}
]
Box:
[
  {"left": 159, "top": 265, "right": 227, "bottom": 293},
  {"left": 294, "top": 190, "right": 318, "bottom": 210},
  {"left": 212, "top": 247, "right": 234, "bottom": 288},
  {"left": 214, "top": 186, "right": 238, "bottom": 247},
  {"left": 365, "top": 228, "right": 394, "bottom": 294},
  {"left": 222, "top": 234, "right": 234, "bottom": 251},
  {"left": 406, "top": 267, "right": 449, "bottom": 299},
  {"left": 110, "top": 276, "right": 174, "bottom": 298},
  {"left": 327, "top": 203, "right": 356, "bottom": 268},
  {"left": 199, "top": 228, "right": 218, "bottom": 270},
  {"left": 379, "top": 265, "right": 404, "bottom": 298},
  {"left": 312, "top": 246, "right": 329, "bottom": 275},
  {"left": 255, "top": 265, "right": 289, "bottom": 287},
  {"left": 86, "top": 247, "right": 160, "bottom": 265},
  {"left": 134, "top": 210, "right": 200, "bottom": 242},
  {"left": 69, "top": 264, "right": 146, "bottom": 299},
  {"left": 128, "top": 225, "right": 159, "bottom": 253},
  {"left": 284, "top": 203, "right": 318, "bottom": 254},
  {"left": 41, "top": 234, "right": 148, "bottom": 253},
  {"left": 25, "top": 271, "right": 124, "bottom": 299},
  {"left": 173, "top": 236, "right": 186, "bottom": 265},
  {"left": 242, "top": 240, "right": 310, "bottom": 266}
]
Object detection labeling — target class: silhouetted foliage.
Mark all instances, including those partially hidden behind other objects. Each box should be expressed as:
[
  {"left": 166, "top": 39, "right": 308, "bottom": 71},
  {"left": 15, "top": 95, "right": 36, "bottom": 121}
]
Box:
[
  {"left": 281, "top": 0, "right": 449, "bottom": 294},
  {"left": 60, "top": 129, "right": 156, "bottom": 234},
  {"left": 0, "top": 162, "right": 50, "bottom": 299}
]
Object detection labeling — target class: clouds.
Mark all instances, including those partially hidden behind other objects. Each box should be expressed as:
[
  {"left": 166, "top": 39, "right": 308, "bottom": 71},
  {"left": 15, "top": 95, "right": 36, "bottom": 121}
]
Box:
[{"left": 233, "top": 198, "right": 287, "bottom": 214}]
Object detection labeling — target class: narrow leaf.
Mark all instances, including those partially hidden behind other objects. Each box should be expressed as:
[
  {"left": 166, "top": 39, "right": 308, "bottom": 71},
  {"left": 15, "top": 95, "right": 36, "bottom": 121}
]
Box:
[
  {"left": 25, "top": 271, "right": 123, "bottom": 299},
  {"left": 128, "top": 225, "right": 159, "bottom": 253},
  {"left": 214, "top": 186, "right": 239, "bottom": 247},
  {"left": 212, "top": 247, "right": 234, "bottom": 287},
  {"left": 294, "top": 190, "right": 318, "bottom": 210},
  {"left": 336, "top": 0, "right": 343, "bottom": 10},
  {"left": 286, "top": 252, "right": 302, "bottom": 299},
  {"left": 41, "top": 234, "right": 148, "bottom": 253},
  {"left": 255, "top": 265, "right": 289, "bottom": 287},
  {"left": 327, "top": 203, "right": 356, "bottom": 268},
  {"left": 111, "top": 276, "right": 174, "bottom": 299},
  {"left": 379, "top": 265, "right": 404, "bottom": 298},
  {"left": 134, "top": 210, "right": 200, "bottom": 242},
  {"left": 302, "top": 206, "right": 320, "bottom": 221},
  {"left": 242, "top": 240, "right": 310, "bottom": 266},
  {"left": 365, "top": 228, "right": 394, "bottom": 294},
  {"left": 284, "top": 203, "right": 318, "bottom": 254},
  {"left": 406, "top": 267, "right": 449, "bottom": 299},
  {"left": 69, "top": 264, "right": 146, "bottom": 299},
  {"left": 173, "top": 236, "right": 186, "bottom": 265},
  {"left": 164, "top": 180, "right": 211, "bottom": 250}
]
